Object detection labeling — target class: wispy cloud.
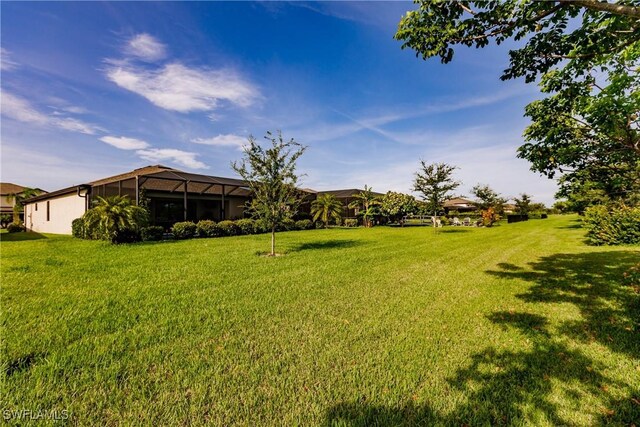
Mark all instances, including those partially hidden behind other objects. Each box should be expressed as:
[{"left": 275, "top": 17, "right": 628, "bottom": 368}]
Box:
[
  {"left": 136, "top": 148, "right": 207, "bottom": 169},
  {"left": 191, "top": 133, "right": 247, "bottom": 150},
  {"left": 290, "top": 88, "right": 528, "bottom": 145},
  {"left": 100, "top": 136, "right": 150, "bottom": 150},
  {"left": 124, "top": 33, "right": 167, "bottom": 62},
  {"left": 106, "top": 62, "right": 258, "bottom": 113},
  {"left": 1, "top": 90, "right": 100, "bottom": 135},
  {"left": 1, "top": 47, "right": 18, "bottom": 71}
]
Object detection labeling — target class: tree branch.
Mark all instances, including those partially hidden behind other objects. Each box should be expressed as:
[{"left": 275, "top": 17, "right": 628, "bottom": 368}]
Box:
[{"left": 558, "top": 0, "right": 640, "bottom": 19}]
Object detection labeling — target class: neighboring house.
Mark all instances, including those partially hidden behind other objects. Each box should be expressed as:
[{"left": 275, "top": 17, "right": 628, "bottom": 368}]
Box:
[
  {"left": 23, "top": 165, "right": 385, "bottom": 234},
  {"left": 0, "top": 183, "right": 46, "bottom": 222},
  {"left": 443, "top": 197, "right": 477, "bottom": 214},
  {"left": 503, "top": 203, "right": 517, "bottom": 214}
]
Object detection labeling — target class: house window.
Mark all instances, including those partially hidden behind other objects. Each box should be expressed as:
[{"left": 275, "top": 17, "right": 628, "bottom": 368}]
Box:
[
  {"left": 35, "top": 203, "right": 38, "bottom": 211},
  {"left": 46, "top": 201, "right": 50, "bottom": 221}
]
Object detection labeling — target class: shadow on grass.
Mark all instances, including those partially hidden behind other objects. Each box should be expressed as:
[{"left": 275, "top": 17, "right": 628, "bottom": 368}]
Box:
[
  {"left": 3, "top": 352, "right": 45, "bottom": 377},
  {"left": 556, "top": 218, "right": 583, "bottom": 230},
  {"left": 0, "top": 232, "right": 48, "bottom": 242},
  {"left": 439, "top": 228, "right": 471, "bottom": 233},
  {"left": 324, "top": 251, "right": 640, "bottom": 425},
  {"left": 487, "top": 251, "right": 640, "bottom": 360},
  {"left": 290, "top": 239, "right": 361, "bottom": 252}
]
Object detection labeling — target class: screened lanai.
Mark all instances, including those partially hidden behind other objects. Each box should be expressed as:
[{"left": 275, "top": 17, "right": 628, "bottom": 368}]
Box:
[{"left": 89, "top": 166, "right": 251, "bottom": 228}]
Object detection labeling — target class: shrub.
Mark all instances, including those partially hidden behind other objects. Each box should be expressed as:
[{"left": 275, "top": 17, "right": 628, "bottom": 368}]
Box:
[
  {"left": 217, "top": 220, "right": 239, "bottom": 236},
  {"left": 277, "top": 218, "right": 296, "bottom": 232},
  {"left": 254, "top": 219, "right": 270, "bottom": 234},
  {"left": 344, "top": 218, "right": 358, "bottom": 227},
  {"left": 507, "top": 214, "right": 529, "bottom": 224},
  {"left": 295, "top": 219, "right": 314, "bottom": 230},
  {"left": 0, "top": 214, "right": 12, "bottom": 228},
  {"left": 196, "top": 220, "right": 221, "bottom": 238},
  {"left": 7, "top": 222, "right": 25, "bottom": 233},
  {"left": 113, "top": 228, "right": 141, "bottom": 244},
  {"left": 71, "top": 218, "right": 85, "bottom": 238},
  {"left": 583, "top": 204, "right": 640, "bottom": 245},
  {"left": 439, "top": 216, "right": 450, "bottom": 226},
  {"left": 141, "top": 226, "right": 164, "bottom": 241},
  {"left": 235, "top": 218, "right": 256, "bottom": 235},
  {"left": 172, "top": 221, "right": 197, "bottom": 239}
]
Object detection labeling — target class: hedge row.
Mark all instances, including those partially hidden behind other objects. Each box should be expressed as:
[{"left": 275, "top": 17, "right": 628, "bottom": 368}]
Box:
[{"left": 170, "top": 218, "right": 317, "bottom": 240}]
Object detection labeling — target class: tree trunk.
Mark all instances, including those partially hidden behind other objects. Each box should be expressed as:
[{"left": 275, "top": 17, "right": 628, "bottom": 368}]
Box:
[
  {"left": 13, "top": 207, "right": 20, "bottom": 224},
  {"left": 271, "top": 226, "right": 276, "bottom": 256}
]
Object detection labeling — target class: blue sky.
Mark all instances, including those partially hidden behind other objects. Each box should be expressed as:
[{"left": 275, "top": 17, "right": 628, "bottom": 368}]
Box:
[{"left": 1, "top": 1, "right": 558, "bottom": 204}]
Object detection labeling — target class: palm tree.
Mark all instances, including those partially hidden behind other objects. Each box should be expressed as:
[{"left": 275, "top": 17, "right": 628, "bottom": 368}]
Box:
[
  {"left": 82, "top": 195, "right": 148, "bottom": 243},
  {"left": 348, "top": 185, "right": 380, "bottom": 228},
  {"left": 311, "top": 193, "right": 343, "bottom": 228},
  {"left": 7, "top": 188, "right": 40, "bottom": 223}
]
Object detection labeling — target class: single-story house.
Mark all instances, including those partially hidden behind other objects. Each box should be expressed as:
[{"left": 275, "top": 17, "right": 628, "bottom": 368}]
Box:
[
  {"left": 443, "top": 197, "right": 477, "bottom": 214},
  {"left": 23, "top": 165, "right": 251, "bottom": 234},
  {"left": 22, "top": 165, "right": 385, "bottom": 234}
]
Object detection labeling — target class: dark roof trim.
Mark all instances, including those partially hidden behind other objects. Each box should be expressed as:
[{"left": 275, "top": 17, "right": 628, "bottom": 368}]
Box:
[{"left": 23, "top": 185, "right": 90, "bottom": 204}]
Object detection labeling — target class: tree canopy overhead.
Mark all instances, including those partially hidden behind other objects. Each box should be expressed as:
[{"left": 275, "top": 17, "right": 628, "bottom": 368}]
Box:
[{"left": 396, "top": 1, "right": 640, "bottom": 203}]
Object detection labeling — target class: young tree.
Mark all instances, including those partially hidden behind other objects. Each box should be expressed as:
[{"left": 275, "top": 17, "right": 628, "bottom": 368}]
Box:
[
  {"left": 7, "top": 188, "right": 40, "bottom": 223},
  {"left": 471, "top": 184, "right": 505, "bottom": 226},
  {"left": 232, "top": 131, "right": 306, "bottom": 256},
  {"left": 514, "top": 193, "right": 533, "bottom": 217},
  {"left": 413, "top": 161, "right": 460, "bottom": 225},
  {"left": 82, "top": 195, "right": 148, "bottom": 243},
  {"left": 348, "top": 186, "right": 380, "bottom": 228},
  {"left": 395, "top": 1, "right": 640, "bottom": 205},
  {"left": 380, "top": 191, "right": 418, "bottom": 226},
  {"left": 471, "top": 184, "right": 505, "bottom": 212},
  {"left": 311, "top": 193, "right": 343, "bottom": 228}
]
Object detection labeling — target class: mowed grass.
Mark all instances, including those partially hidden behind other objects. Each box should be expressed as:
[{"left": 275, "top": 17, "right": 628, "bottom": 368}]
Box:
[{"left": 1, "top": 215, "right": 638, "bottom": 425}]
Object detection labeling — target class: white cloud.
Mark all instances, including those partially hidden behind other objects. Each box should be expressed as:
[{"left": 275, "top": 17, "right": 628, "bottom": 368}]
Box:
[
  {"left": 136, "top": 148, "right": 207, "bottom": 169},
  {"left": 1, "top": 90, "right": 101, "bottom": 135},
  {"left": 125, "top": 33, "right": 167, "bottom": 62},
  {"left": 1, "top": 91, "right": 50, "bottom": 125},
  {"left": 100, "top": 136, "right": 150, "bottom": 150},
  {"left": 1, "top": 48, "right": 18, "bottom": 71},
  {"left": 105, "top": 62, "right": 258, "bottom": 113},
  {"left": 191, "top": 134, "right": 247, "bottom": 149}
]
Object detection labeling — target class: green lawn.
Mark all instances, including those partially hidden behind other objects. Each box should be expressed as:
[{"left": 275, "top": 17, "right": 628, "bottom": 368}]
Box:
[{"left": 1, "top": 215, "right": 638, "bottom": 425}]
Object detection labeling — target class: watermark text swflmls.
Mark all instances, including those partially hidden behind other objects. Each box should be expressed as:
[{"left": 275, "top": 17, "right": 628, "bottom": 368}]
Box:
[{"left": 2, "top": 408, "right": 70, "bottom": 421}]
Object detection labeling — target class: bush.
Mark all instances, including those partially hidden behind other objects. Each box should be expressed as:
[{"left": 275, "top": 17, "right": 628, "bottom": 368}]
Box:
[
  {"left": 439, "top": 216, "right": 450, "bottom": 226},
  {"left": 141, "top": 226, "right": 164, "bottom": 241},
  {"left": 507, "top": 214, "right": 529, "bottom": 224},
  {"left": 235, "top": 219, "right": 256, "bottom": 235},
  {"left": 344, "top": 218, "right": 358, "bottom": 227},
  {"left": 172, "top": 221, "right": 197, "bottom": 239},
  {"left": 583, "top": 204, "right": 640, "bottom": 245},
  {"left": 72, "top": 218, "right": 85, "bottom": 238},
  {"left": 218, "top": 220, "right": 239, "bottom": 236},
  {"left": 277, "top": 218, "right": 296, "bottom": 232},
  {"left": 295, "top": 219, "right": 314, "bottom": 230},
  {"left": 113, "top": 228, "right": 141, "bottom": 244},
  {"left": 254, "top": 219, "right": 270, "bottom": 234},
  {"left": 196, "top": 220, "right": 221, "bottom": 238},
  {"left": 7, "top": 222, "right": 25, "bottom": 233}
]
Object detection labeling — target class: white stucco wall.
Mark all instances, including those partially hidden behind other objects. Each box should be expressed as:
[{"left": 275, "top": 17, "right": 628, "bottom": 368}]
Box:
[{"left": 24, "top": 192, "right": 86, "bottom": 234}]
